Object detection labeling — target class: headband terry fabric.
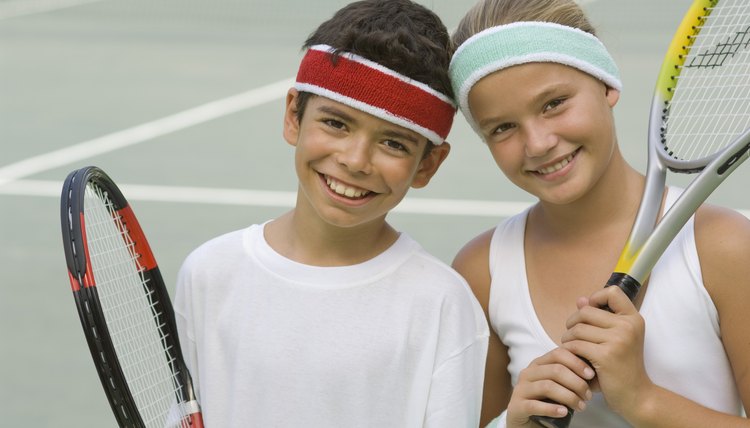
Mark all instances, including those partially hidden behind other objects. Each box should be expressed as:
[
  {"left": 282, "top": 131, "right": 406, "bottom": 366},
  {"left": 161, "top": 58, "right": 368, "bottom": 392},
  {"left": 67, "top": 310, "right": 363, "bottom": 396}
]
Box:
[
  {"left": 295, "top": 44, "right": 456, "bottom": 144},
  {"left": 449, "top": 22, "right": 622, "bottom": 134}
]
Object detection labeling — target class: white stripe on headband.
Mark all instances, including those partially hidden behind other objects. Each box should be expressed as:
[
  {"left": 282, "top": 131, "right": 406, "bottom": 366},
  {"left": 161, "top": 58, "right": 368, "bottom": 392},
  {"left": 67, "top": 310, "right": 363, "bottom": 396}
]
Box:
[
  {"left": 295, "top": 44, "right": 456, "bottom": 144},
  {"left": 449, "top": 22, "right": 622, "bottom": 135}
]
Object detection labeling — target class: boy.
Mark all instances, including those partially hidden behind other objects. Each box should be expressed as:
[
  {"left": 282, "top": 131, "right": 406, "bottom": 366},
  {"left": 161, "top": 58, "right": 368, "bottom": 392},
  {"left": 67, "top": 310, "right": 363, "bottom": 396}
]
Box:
[{"left": 174, "top": 0, "right": 489, "bottom": 426}]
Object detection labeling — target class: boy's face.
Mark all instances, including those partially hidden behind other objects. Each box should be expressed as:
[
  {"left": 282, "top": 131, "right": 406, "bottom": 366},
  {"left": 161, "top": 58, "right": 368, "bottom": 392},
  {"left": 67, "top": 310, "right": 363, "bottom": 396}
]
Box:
[{"left": 283, "top": 89, "right": 450, "bottom": 229}]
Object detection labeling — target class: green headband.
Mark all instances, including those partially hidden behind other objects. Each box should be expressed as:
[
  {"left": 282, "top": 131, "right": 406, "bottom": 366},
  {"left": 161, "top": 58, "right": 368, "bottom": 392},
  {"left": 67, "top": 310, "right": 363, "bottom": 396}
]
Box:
[{"left": 450, "top": 21, "right": 622, "bottom": 135}]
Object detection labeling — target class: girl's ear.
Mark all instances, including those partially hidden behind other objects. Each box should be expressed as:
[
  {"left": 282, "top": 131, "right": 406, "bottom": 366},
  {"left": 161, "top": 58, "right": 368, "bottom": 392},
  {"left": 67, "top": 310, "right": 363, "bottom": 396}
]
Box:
[
  {"left": 283, "top": 88, "right": 301, "bottom": 146},
  {"left": 411, "top": 142, "right": 451, "bottom": 189},
  {"left": 605, "top": 86, "right": 620, "bottom": 108}
]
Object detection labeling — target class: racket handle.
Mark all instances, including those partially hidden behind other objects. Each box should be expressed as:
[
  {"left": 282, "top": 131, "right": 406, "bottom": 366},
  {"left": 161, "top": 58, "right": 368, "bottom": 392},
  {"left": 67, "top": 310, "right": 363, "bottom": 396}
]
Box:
[
  {"left": 529, "top": 273, "right": 642, "bottom": 427},
  {"left": 604, "top": 272, "right": 642, "bottom": 302},
  {"left": 530, "top": 406, "right": 574, "bottom": 427}
]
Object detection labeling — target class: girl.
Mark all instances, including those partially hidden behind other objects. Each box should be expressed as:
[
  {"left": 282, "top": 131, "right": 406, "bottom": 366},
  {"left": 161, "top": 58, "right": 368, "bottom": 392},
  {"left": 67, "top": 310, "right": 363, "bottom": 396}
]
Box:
[{"left": 449, "top": 0, "right": 750, "bottom": 426}]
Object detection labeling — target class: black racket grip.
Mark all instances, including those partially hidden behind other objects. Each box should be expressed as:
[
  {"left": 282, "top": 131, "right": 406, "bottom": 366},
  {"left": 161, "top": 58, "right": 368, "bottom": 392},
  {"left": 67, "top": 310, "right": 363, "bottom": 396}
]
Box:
[
  {"left": 604, "top": 272, "right": 641, "bottom": 301},
  {"left": 529, "top": 273, "right": 643, "bottom": 427},
  {"left": 530, "top": 406, "right": 574, "bottom": 427}
]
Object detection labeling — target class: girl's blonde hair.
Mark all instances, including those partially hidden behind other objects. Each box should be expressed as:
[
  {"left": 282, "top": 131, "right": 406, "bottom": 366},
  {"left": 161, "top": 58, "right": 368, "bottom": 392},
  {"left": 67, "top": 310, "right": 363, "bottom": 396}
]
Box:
[{"left": 452, "top": 0, "right": 595, "bottom": 50}]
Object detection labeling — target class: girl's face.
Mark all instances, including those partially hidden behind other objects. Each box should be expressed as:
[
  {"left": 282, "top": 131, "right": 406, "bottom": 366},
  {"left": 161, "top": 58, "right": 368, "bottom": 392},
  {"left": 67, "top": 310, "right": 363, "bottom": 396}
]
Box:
[{"left": 467, "top": 62, "right": 620, "bottom": 205}]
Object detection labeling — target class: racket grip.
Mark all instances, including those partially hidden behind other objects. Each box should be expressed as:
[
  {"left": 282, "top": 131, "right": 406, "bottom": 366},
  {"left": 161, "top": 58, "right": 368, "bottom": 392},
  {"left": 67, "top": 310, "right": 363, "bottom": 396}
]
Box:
[
  {"left": 604, "top": 272, "right": 642, "bottom": 302},
  {"left": 530, "top": 406, "right": 574, "bottom": 427},
  {"left": 529, "top": 273, "right": 642, "bottom": 427}
]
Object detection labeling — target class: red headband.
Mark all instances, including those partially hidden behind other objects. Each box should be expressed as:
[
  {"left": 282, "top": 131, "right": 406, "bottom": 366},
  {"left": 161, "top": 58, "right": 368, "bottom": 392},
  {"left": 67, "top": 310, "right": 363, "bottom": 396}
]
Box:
[{"left": 294, "top": 44, "right": 456, "bottom": 144}]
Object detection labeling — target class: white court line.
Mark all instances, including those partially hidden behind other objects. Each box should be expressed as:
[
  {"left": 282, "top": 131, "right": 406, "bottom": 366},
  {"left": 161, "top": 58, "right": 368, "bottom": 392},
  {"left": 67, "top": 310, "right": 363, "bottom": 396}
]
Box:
[
  {"left": 0, "top": 0, "right": 104, "bottom": 20},
  {"left": 0, "top": 78, "right": 294, "bottom": 187},
  {"left": 4, "top": 179, "right": 750, "bottom": 219},
  {"left": 0, "top": 179, "right": 534, "bottom": 218}
]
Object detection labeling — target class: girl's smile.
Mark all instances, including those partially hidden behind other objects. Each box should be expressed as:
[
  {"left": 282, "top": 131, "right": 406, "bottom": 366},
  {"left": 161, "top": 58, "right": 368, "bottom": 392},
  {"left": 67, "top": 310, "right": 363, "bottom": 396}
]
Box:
[{"left": 528, "top": 148, "right": 580, "bottom": 179}]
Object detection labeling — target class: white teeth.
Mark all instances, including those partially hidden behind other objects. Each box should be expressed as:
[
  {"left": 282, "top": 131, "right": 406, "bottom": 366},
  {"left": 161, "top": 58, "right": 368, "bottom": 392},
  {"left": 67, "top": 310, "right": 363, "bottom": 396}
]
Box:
[
  {"left": 537, "top": 153, "right": 575, "bottom": 175},
  {"left": 326, "top": 176, "right": 370, "bottom": 198}
]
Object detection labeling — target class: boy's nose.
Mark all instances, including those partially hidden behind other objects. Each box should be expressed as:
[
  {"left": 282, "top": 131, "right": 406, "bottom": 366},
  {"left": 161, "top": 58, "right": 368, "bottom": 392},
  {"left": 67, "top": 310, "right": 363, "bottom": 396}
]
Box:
[{"left": 336, "top": 138, "right": 373, "bottom": 174}]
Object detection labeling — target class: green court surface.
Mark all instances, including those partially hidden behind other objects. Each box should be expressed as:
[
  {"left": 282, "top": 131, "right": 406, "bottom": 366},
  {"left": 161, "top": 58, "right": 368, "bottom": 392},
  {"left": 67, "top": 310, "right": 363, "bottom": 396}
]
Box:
[{"left": 1, "top": 0, "right": 746, "bottom": 426}]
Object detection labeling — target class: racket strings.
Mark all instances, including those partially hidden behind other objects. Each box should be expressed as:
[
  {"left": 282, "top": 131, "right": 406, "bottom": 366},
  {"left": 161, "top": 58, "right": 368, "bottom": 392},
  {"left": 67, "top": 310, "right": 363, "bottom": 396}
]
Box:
[
  {"left": 84, "top": 183, "right": 191, "bottom": 428},
  {"left": 665, "top": 0, "right": 750, "bottom": 163}
]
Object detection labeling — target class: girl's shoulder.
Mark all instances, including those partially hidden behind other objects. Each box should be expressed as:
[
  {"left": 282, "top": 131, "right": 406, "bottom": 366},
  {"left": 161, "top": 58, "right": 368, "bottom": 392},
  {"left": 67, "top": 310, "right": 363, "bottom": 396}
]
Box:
[
  {"left": 694, "top": 203, "right": 750, "bottom": 261},
  {"left": 452, "top": 227, "right": 496, "bottom": 309},
  {"left": 694, "top": 203, "right": 750, "bottom": 303}
]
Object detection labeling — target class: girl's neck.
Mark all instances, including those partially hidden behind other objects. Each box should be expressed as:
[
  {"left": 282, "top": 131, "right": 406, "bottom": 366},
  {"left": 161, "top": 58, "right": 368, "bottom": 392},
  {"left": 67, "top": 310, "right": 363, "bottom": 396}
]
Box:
[{"left": 530, "top": 154, "right": 645, "bottom": 241}]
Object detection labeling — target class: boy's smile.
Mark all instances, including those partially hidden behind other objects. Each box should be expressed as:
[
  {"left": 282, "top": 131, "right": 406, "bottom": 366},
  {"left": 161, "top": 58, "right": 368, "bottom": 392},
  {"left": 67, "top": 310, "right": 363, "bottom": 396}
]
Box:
[
  {"left": 321, "top": 174, "right": 374, "bottom": 203},
  {"left": 282, "top": 89, "right": 449, "bottom": 230}
]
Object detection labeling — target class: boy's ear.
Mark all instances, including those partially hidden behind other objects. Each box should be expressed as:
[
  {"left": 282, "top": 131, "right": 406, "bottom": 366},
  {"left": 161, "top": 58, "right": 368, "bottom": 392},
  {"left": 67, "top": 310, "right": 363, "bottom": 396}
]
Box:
[
  {"left": 283, "top": 88, "right": 300, "bottom": 146},
  {"left": 411, "top": 142, "right": 451, "bottom": 189}
]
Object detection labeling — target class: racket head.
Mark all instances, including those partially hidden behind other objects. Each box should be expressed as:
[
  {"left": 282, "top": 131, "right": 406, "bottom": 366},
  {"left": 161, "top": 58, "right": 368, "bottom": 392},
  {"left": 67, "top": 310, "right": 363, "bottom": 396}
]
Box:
[
  {"left": 619, "top": 0, "right": 750, "bottom": 278},
  {"left": 60, "top": 166, "right": 202, "bottom": 428},
  {"left": 654, "top": 0, "right": 750, "bottom": 171}
]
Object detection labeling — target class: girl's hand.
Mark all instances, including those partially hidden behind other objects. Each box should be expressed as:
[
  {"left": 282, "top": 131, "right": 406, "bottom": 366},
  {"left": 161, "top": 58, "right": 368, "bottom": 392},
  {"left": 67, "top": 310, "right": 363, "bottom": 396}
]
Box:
[
  {"left": 506, "top": 347, "right": 595, "bottom": 427},
  {"left": 561, "top": 286, "right": 654, "bottom": 418}
]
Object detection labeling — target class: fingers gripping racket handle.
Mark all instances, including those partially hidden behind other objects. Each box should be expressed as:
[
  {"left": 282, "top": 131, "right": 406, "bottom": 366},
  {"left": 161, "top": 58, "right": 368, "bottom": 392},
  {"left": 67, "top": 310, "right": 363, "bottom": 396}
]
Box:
[
  {"left": 603, "top": 272, "right": 642, "bottom": 307},
  {"left": 530, "top": 273, "right": 642, "bottom": 427},
  {"left": 530, "top": 406, "right": 574, "bottom": 428}
]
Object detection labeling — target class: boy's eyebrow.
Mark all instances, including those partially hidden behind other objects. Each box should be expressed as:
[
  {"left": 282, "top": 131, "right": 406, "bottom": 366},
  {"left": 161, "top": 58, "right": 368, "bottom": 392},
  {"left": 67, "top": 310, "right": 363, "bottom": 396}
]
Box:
[
  {"left": 318, "top": 105, "right": 420, "bottom": 144},
  {"left": 317, "top": 105, "right": 356, "bottom": 123},
  {"left": 382, "top": 129, "right": 419, "bottom": 144}
]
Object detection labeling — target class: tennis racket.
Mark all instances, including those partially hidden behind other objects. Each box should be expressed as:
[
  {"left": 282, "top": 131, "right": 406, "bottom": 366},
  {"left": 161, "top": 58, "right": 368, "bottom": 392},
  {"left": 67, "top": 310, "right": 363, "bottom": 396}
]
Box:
[
  {"left": 532, "top": 0, "right": 750, "bottom": 427},
  {"left": 60, "top": 166, "right": 203, "bottom": 428}
]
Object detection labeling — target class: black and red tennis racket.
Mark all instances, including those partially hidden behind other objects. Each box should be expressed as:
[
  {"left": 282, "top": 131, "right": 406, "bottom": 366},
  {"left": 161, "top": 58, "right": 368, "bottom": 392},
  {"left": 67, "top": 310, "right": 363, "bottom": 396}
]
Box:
[{"left": 60, "top": 166, "right": 203, "bottom": 428}]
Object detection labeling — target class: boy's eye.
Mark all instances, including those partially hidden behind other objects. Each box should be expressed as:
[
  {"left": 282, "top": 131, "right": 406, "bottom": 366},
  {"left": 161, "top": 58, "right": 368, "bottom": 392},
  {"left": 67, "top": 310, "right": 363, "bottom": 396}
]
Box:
[
  {"left": 383, "top": 139, "right": 409, "bottom": 153},
  {"left": 323, "top": 118, "right": 345, "bottom": 129}
]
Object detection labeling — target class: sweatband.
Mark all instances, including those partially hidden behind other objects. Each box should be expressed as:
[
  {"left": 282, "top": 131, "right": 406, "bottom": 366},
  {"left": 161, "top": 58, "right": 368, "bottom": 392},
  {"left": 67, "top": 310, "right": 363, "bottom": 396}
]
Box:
[
  {"left": 295, "top": 44, "right": 456, "bottom": 144},
  {"left": 449, "top": 22, "right": 622, "bottom": 134}
]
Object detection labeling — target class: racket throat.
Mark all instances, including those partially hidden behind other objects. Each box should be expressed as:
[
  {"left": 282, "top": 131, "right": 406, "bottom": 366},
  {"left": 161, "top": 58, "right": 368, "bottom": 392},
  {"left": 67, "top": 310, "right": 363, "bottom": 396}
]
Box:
[{"left": 605, "top": 272, "right": 642, "bottom": 302}]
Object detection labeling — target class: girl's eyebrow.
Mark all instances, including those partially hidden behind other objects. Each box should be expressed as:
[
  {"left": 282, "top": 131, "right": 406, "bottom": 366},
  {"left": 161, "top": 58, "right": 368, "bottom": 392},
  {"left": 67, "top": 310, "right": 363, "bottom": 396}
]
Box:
[
  {"left": 532, "top": 84, "right": 567, "bottom": 104},
  {"left": 478, "top": 115, "right": 503, "bottom": 130},
  {"left": 477, "top": 83, "right": 570, "bottom": 129}
]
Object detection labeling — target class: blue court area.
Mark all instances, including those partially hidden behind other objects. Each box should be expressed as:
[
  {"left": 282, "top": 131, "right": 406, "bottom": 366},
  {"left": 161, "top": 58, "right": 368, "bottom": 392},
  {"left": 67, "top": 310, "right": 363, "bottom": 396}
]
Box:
[{"left": 1, "top": 0, "right": 746, "bottom": 425}]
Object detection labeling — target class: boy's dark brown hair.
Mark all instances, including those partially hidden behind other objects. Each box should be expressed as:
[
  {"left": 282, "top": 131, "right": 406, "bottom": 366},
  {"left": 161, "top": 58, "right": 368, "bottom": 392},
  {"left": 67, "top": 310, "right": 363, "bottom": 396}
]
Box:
[{"left": 295, "top": 0, "right": 453, "bottom": 121}]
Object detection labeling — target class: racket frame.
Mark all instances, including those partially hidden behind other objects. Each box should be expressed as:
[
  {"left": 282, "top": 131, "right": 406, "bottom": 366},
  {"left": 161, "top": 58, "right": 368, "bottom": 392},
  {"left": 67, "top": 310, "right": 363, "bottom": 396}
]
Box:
[
  {"left": 61, "top": 166, "right": 202, "bottom": 428},
  {"left": 614, "top": 0, "right": 750, "bottom": 286}
]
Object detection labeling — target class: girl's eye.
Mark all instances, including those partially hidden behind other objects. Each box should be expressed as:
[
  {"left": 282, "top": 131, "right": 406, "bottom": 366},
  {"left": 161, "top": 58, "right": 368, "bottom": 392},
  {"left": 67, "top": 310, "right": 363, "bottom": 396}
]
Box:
[
  {"left": 492, "top": 122, "right": 515, "bottom": 135},
  {"left": 544, "top": 98, "right": 566, "bottom": 112}
]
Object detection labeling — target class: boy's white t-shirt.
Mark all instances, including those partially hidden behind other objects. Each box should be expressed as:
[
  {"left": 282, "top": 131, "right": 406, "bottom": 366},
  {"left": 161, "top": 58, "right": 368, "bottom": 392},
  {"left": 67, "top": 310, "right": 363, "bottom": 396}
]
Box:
[{"left": 174, "top": 223, "right": 489, "bottom": 428}]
